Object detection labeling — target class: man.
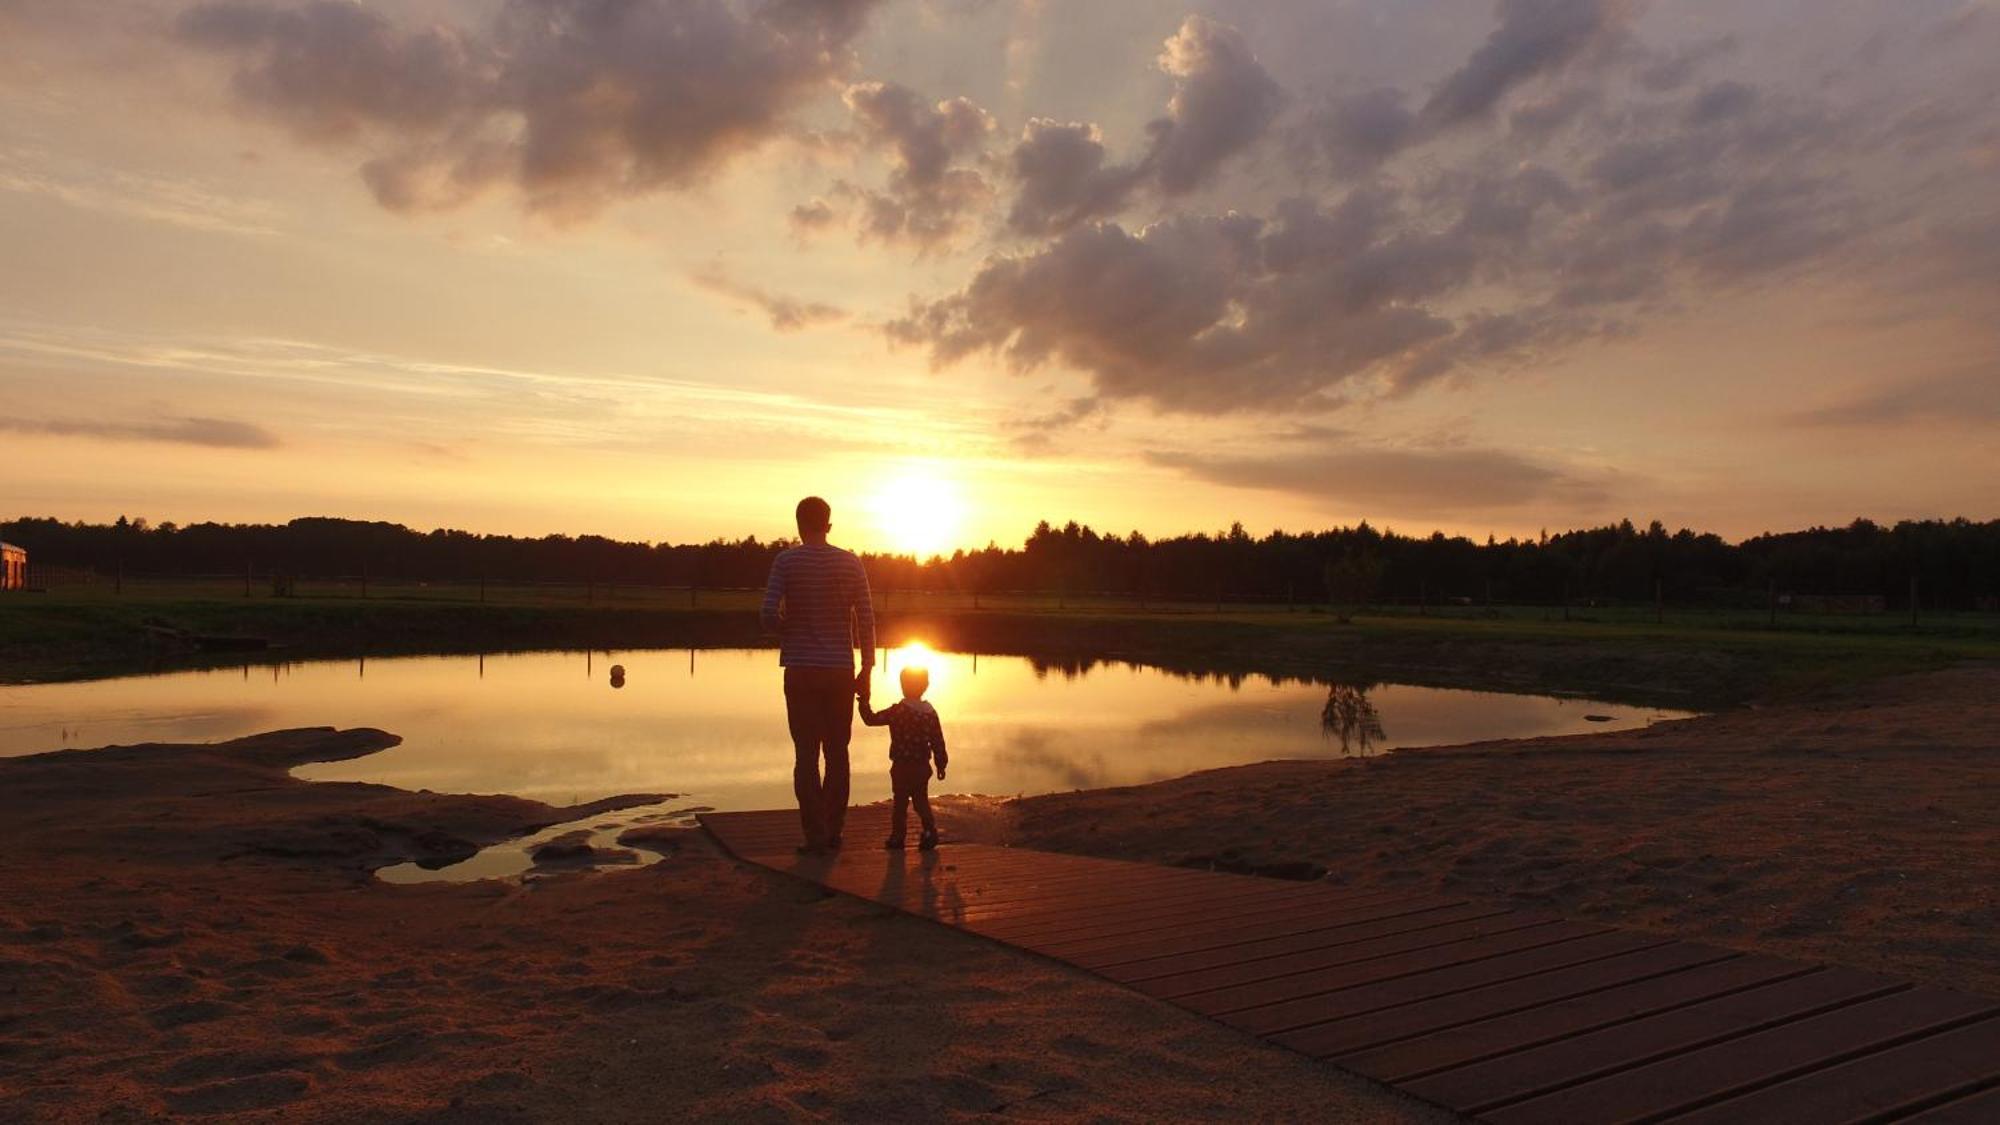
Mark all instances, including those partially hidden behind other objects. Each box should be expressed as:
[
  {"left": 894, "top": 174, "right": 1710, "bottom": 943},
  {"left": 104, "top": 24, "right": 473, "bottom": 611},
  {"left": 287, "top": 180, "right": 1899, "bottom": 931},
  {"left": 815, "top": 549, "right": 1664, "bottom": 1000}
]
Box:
[{"left": 761, "top": 496, "right": 876, "bottom": 853}]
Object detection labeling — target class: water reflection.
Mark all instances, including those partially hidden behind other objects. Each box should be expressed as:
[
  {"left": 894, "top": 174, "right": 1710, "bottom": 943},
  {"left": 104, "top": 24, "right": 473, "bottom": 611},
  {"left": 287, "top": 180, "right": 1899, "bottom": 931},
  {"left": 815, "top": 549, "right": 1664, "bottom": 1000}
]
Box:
[
  {"left": 1321, "top": 682, "right": 1386, "bottom": 755},
  {"left": 0, "top": 649, "right": 1693, "bottom": 809}
]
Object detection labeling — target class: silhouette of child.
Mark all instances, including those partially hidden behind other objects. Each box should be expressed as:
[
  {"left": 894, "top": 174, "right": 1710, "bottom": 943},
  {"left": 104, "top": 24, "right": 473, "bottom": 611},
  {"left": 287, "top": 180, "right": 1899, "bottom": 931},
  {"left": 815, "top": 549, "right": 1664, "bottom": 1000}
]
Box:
[{"left": 858, "top": 665, "right": 948, "bottom": 850}]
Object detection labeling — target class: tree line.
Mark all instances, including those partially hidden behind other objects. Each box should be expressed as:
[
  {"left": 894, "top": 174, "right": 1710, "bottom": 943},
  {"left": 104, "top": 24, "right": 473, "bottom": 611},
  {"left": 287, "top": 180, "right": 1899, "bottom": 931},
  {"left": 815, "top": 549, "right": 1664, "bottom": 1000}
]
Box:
[{"left": 4, "top": 514, "right": 1997, "bottom": 610}]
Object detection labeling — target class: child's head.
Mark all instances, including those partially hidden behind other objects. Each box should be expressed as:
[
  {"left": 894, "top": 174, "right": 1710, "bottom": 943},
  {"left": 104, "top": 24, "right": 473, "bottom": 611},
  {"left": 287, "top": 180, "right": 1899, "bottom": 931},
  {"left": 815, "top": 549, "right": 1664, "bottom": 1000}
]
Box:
[{"left": 899, "top": 665, "right": 929, "bottom": 700}]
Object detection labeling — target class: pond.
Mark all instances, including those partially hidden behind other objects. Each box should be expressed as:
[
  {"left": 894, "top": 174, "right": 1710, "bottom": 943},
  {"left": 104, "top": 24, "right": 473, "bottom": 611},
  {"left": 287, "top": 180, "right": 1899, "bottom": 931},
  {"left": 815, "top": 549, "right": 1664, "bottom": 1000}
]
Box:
[
  {"left": 1, "top": 645, "right": 1690, "bottom": 808},
  {"left": 4, "top": 644, "right": 1699, "bottom": 880}
]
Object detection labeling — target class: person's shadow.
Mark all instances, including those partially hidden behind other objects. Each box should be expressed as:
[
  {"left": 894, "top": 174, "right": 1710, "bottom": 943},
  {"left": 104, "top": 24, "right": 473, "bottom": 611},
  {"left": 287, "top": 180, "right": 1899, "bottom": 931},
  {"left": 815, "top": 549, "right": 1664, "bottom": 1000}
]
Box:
[{"left": 878, "top": 846, "right": 964, "bottom": 925}]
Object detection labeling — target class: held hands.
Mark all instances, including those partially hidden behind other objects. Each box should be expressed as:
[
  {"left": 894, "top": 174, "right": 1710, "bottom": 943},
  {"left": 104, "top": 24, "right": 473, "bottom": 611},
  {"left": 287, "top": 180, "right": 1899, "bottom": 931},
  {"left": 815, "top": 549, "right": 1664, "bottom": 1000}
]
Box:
[{"left": 854, "top": 669, "right": 871, "bottom": 702}]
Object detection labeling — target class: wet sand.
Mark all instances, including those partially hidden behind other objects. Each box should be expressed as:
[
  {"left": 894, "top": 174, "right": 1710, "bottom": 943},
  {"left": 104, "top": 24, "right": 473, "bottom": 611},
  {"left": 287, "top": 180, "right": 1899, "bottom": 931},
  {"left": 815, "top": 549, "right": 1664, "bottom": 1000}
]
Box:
[
  {"left": 0, "top": 729, "right": 1444, "bottom": 1122},
  {"left": 985, "top": 666, "right": 2000, "bottom": 999}
]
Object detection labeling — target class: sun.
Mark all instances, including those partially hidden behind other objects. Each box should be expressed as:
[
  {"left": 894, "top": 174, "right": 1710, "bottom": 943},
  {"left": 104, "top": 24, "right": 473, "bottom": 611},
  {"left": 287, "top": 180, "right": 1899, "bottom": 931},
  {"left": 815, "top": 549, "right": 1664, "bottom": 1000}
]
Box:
[
  {"left": 884, "top": 640, "right": 947, "bottom": 697},
  {"left": 867, "top": 470, "right": 964, "bottom": 558}
]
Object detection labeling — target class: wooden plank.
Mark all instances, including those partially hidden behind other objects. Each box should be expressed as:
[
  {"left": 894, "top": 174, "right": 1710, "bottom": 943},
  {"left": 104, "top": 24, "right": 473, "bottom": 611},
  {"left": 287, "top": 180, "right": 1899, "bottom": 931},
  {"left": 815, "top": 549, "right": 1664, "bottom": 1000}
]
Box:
[
  {"left": 702, "top": 811, "right": 1999, "bottom": 1125},
  {"left": 972, "top": 883, "right": 1327, "bottom": 944},
  {"left": 1662, "top": 1015, "right": 2000, "bottom": 1125},
  {"left": 1287, "top": 943, "right": 1749, "bottom": 1066},
  {"left": 1187, "top": 920, "right": 1601, "bottom": 1018},
  {"left": 1220, "top": 930, "right": 1666, "bottom": 1037},
  {"left": 1326, "top": 953, "right": 1807, "bottom": 1081},
  {"left": 1136, "top": 912, "right": 1565, "bottom": 1000},
  {"left": 1069, "top": 895, "right": 1463, "bottom": 971},
  {"left": 1476, "top": 988, "right": 1996, "bottom": 1125},
  {"left": 956, "top": 868, "right": 1312, "bottom": 928},
  {"left": 1405, "top": 967, "right": 1904, "bottom": 1114},
  {"left": 1098, "top": 902, "right": 1506, "bottom": 981},
  {"left": 1893, "top": 1082, "right": 2000, "bottom": 1124}
]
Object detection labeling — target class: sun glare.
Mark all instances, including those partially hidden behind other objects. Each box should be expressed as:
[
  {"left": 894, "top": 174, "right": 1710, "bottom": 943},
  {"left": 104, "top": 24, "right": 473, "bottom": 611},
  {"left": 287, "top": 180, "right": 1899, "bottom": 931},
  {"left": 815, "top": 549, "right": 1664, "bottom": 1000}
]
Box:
[
  {"left": 867, "top": 471, "right": 964, "bottom": 558},
  {"left": 883, "top": 641, "right": 947, "bottom": 698}
]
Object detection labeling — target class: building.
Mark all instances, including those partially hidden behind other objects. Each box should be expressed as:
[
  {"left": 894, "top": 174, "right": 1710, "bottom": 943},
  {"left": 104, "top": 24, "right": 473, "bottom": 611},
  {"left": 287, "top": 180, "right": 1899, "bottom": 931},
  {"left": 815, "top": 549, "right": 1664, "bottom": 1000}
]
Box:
[{"left": 1, "top": 542, "right": 24, "bottom": 591}]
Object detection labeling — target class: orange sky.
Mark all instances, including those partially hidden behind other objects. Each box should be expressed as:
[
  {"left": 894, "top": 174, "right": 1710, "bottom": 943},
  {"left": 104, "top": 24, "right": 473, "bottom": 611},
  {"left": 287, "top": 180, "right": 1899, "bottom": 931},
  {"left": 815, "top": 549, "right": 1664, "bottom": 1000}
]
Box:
[{"left": 3, "top": 1, "right": 1996, "bottom": 554}]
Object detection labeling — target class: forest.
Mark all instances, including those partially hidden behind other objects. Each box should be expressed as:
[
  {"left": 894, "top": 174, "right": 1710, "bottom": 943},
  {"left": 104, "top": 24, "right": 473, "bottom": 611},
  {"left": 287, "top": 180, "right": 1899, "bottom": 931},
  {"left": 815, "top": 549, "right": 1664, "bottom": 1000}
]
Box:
[{"left": 4, "top": 514, "right": 1997, "bottom": 610}]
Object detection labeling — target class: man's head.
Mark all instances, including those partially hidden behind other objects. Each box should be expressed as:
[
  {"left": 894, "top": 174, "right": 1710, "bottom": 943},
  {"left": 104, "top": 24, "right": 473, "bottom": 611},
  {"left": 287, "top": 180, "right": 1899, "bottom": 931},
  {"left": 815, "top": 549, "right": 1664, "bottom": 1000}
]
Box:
[
  {"left": 795, "top": 496, "right": 831, "bottom": 544},
  {"left": 899, "top": 665, "right": 929, "bottom": 701}
]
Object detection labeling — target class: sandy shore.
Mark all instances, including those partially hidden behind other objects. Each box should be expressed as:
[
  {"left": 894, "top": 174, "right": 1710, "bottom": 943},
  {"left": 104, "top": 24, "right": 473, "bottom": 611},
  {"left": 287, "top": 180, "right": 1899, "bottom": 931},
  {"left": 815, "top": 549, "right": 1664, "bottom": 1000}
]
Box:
[
  {"left": 983, "top": 666, "right": 2000, "bottom": 999},
  {"left": 0, "top": 729, "right": 1444, "bottom": 1122}
]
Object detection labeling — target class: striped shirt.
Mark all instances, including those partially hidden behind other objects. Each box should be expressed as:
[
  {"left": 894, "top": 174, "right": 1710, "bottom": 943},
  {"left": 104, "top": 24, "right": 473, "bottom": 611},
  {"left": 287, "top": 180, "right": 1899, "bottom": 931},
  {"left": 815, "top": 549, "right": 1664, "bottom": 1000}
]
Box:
[{"left": 760, "top": 544, "right": 876, "bottom": 669}]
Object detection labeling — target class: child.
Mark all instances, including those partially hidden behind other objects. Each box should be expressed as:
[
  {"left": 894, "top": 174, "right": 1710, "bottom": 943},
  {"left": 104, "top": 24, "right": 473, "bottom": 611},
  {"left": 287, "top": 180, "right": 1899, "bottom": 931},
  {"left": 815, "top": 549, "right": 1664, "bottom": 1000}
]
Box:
[{"left": 858, "top": 665, "right": 948, "bottom": 850}]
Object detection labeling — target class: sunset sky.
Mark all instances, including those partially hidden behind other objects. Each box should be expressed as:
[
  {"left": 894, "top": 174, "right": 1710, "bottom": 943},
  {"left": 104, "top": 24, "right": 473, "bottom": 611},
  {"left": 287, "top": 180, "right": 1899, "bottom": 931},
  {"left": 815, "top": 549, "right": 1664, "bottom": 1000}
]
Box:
[{"left": 4, "top": 0, "right": 1997, "bottom": 555}]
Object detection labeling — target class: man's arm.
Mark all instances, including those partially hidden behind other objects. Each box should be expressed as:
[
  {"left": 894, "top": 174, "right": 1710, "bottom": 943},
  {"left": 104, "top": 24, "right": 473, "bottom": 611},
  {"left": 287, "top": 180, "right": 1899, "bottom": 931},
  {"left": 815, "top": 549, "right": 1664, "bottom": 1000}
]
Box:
[
  {"left": 759, "top": 553, "right": 786, "bottom": 635},
  {"left": 851, "top": 557, "right": 877, "bottom": 668}
]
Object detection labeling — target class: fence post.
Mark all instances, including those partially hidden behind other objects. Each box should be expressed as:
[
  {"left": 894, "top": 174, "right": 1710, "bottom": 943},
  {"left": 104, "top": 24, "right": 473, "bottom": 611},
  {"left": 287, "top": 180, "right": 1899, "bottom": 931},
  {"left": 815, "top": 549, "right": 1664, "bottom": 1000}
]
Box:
[
  {"left": 1655, "top": 577, "right": 1663, "bottom": 626},
  {"left": 1909, "top": 574, "right": 1919, "bottom": 629},
  {"left": 116, "top": 562, "right": 123, "bottom": 596},
  {"left": 479, "top": 574, "right": 486, "bottom": 604},
  {"left": 1767, "top": 577, "right": 1777, "bottom": 629},
  {"left": 361, "top": 560, "right": 369, "bottom": 600},
  {"left": 245, "top": 561, "right": 253, "bottom": 598}
]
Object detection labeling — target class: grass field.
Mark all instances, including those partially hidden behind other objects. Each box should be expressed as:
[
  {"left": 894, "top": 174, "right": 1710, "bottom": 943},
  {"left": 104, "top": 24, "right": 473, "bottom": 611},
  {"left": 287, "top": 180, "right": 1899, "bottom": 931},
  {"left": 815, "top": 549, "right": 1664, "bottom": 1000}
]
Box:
[{"left": 4, "top": 576, "right": 1997, "bottom": 704}]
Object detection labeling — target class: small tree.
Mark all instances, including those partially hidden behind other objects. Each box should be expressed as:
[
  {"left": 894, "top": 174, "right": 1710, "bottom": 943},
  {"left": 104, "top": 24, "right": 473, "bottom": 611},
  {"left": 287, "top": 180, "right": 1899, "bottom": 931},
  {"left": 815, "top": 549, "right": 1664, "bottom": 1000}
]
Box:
[
  {"left": 1322, "top": 548, "right": 1384, "bottom": 623},
  {"left": 1321, "top": 681, "right": 1385, "bottom": 754}
]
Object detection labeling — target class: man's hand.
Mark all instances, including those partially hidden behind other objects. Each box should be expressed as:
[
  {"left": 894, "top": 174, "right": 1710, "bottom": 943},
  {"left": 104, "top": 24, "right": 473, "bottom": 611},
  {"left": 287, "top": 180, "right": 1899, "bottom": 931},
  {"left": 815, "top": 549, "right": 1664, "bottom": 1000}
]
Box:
[
  {"left": 854, "top": 669, "right": 871, "bottom": 699},
  {"left": 936, "top": 766, "right": 946, "bottom": 781}
]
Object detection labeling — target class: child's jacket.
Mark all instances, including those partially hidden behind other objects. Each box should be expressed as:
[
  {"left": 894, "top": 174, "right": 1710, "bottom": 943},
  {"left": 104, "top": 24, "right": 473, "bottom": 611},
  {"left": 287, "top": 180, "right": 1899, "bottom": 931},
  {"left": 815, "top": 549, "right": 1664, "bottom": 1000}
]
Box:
[{"left": 859, "top": 698, "right": 948, "bottom": 771}]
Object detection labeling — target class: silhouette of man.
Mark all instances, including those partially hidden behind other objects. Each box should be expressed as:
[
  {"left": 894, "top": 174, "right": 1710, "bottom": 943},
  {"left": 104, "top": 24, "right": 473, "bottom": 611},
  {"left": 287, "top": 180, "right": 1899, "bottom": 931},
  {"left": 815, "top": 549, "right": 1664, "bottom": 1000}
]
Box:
[{"left": 761, "top": 496, "right": 876, "bottom": 853}]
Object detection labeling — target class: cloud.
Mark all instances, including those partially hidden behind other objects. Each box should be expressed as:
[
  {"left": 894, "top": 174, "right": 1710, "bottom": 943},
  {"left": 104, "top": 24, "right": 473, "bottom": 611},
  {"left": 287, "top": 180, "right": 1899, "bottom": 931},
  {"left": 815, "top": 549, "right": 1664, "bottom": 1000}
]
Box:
[
  {"left": 178, "top": 0, "right": 884, "bottom": 219},
  {"left": 0, "top": 415, "right": 282, "bottom": 449},
  {"left": 788, "top": 197, "right": 838, "bottom": 236},
  {"left": 689, "top": 268, "right": 846, "bottom": 332},
  {"left": 1004, "top": 119, "right": 1147, "bottom": 236},
  {"left": 838, "top": 80, "right": 995, "bottom": 248},
  {"left": 892, "top": 186, "right": 1618, "bottom": 412},
  {"left": 1149, "top": 446, "right": 1611, "bottom": 515},
  {"left": 1003, "top": 14, "right": 1280, "bottom": 235},
  {"left": 1148, "top": 15, "right": 1285, "bottom": 194},
  {"left": 1792, "top": 367, "right": 2000, "bottom": 428},
  {"left": 1421, "top": 0, "right": 1629, "bottom": 128},
  {"left": 1305, "top": 87, "right": 1416, "bottom": 174}
]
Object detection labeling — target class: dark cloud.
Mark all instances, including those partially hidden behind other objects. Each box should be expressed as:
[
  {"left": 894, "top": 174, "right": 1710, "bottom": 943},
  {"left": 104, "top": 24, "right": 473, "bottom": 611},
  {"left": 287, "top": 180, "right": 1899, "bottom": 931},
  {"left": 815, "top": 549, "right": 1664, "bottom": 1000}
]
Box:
[
  {"left": 689, "top": 268, "right": 845, "bottom": 332},
  {"left": 838, "top": 81, "right": 994, "bottom": 248},
  {"left": 1422, "top": 0, "right": 1629, "bottom": 128},
  {"left": 178, "top": 0, "right": 884, "bottom": 218},
  {"left": 898, "top": 41, "right": 1887, "bottom": 417},
  {"left": 1003, "top": 15, "right": 1280, "bottom": 236},
  {"left": 0, "top": 415, "right": 281, "bottom": 449},
  {"left": 1149, "top": 15, "right": 1286, "bottom": 194},
  {"left": 891, "top": 195, "right": 1497, "bottom": 412},
  {"left": 1306, "top": 87, "right": 1416, "bottom": 174},
  {"left": 1004, "top": 119, "right": 1147, "bottom": 237},
  {"left": 788, "top": 197, "right": 837, "bottom": 235},
  {"left": 1148, "top": 446, "right": 1610, "bottom": 515}
]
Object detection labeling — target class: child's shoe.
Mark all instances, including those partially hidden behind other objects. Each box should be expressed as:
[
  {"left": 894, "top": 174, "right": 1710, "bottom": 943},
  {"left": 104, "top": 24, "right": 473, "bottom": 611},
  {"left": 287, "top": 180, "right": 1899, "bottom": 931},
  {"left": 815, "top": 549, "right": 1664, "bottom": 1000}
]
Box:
[
  {"left": 917, "top": 830, "right": 939, "bottom": 851},
  {"left": 884, "top": 835, "right": 906, "bottom": 850}
]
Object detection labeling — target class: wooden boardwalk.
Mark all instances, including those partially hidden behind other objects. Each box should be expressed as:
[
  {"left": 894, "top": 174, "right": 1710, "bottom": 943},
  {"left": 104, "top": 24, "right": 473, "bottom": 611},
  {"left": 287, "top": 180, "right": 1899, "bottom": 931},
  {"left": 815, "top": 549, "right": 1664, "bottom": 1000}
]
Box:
[{"left": 702, "top": 808, "right": 2000, "bottom": 1123}]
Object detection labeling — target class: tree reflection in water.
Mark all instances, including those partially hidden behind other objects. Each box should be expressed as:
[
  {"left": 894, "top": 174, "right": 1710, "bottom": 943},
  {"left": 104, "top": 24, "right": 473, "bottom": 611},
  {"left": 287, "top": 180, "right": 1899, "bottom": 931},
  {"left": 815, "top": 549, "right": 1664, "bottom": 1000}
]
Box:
[{"left": 1321, "top": 681, "right": 1385, "bottom": 755}]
